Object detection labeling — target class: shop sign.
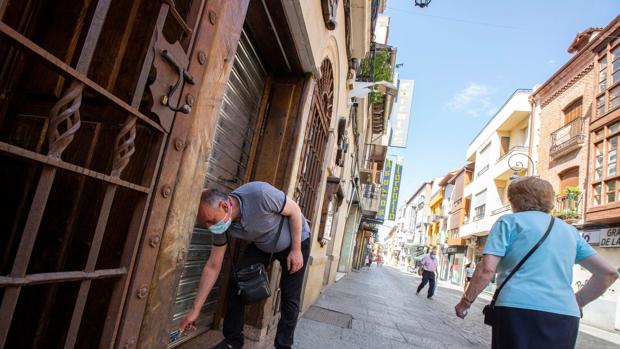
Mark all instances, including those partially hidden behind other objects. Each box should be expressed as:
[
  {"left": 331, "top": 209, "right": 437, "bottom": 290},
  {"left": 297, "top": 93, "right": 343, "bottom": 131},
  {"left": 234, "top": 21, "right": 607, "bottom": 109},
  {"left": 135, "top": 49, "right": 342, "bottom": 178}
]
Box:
[
  {"left": 600, "top": 227, "right": 620, "bottom": 248},
  {"left": 580, "top": 229, "right": 601, "bottom": 245}
]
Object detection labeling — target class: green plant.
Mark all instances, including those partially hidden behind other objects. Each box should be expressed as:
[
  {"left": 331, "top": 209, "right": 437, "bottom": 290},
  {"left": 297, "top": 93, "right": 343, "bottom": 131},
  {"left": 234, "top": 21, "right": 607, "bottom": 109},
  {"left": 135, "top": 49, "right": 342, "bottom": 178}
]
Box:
[
  {"left": 360, "top": 50, "right": 394, "bottom": 105},
  {"left": 563, "top": 186, "right": 582, "bottom": 200},
  {"left": 552, "top": 209, "right": 579, "bottom": 220}
]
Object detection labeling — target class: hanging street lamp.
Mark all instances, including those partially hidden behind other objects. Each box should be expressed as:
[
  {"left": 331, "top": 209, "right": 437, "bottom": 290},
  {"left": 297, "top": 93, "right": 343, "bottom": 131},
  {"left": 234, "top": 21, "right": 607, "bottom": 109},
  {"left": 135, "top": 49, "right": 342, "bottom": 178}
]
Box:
[{"left": 414, "top": 0, "right": 432, "bottom": 8}]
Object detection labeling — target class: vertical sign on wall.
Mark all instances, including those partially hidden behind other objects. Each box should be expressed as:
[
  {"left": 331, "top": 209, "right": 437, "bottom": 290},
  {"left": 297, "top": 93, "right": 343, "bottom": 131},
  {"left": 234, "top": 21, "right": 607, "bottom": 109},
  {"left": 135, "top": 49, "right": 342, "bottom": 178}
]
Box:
[
  {"left": 388, "top": 163, "right": 403, "bottom": 221},
  {"left": 377, "top": 159, "right": 393, "bottom": 221},
  {"left": 390, "top": 80, "right": 414, "bottom": 148}
]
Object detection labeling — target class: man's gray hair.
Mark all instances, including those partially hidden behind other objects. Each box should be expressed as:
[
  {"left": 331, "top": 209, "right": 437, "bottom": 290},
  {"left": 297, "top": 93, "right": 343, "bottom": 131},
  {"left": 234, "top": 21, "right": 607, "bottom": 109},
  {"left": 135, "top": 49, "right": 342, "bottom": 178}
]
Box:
[{"left": 200, "top": 188, "right": 229, "bottom": 208}]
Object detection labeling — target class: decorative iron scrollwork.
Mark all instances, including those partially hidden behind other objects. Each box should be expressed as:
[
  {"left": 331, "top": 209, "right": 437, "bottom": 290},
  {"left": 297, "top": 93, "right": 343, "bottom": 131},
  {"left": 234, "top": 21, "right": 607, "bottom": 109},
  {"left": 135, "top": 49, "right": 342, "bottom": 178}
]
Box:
[
  {"left": 48, "top": 81, "right": 83, "bottom": 158},
  {"left": 335, "top": 117, "right": 348, "bottom": 167},
  {"left": 111, "top": 116, "right": 136, "bottom": 177},
  {"left": 321, "top": 0, "right": 338, "bottom": 30}
]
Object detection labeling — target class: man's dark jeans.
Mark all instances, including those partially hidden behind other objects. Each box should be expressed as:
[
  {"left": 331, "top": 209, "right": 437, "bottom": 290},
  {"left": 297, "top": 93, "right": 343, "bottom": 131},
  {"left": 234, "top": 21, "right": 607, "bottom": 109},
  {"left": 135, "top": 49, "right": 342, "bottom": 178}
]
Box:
[
  {"left": 223, "top": 238, "right": 311, "bottom": 349},
  {"left": 417, "top": 270, "right": 436, "bottom": 298}
]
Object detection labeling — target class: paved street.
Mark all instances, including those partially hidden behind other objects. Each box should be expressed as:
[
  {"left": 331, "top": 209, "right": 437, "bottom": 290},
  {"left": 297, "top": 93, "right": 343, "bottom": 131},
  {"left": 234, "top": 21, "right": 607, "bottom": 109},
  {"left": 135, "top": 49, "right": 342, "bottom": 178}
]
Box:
[{"left": 295, "top": 266, "right": 618, "bottom": 349}]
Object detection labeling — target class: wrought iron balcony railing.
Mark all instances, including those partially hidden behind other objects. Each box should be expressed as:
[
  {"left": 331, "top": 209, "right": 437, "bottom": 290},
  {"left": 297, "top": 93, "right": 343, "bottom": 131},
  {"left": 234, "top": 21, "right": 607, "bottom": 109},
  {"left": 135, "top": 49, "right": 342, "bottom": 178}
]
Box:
[{"left": 550, "top": 117, "right": 586, "bottom": 157}]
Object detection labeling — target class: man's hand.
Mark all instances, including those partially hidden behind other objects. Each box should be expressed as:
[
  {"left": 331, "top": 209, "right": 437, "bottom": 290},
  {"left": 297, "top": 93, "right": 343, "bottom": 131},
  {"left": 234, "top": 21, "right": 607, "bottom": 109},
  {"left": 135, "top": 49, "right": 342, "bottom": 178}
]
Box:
[
  {"left": 287, "top": 249, "right": 304, "bottom": 274},
  {"left": 179, "top": 308, "right": 199, "bottom": 334}
]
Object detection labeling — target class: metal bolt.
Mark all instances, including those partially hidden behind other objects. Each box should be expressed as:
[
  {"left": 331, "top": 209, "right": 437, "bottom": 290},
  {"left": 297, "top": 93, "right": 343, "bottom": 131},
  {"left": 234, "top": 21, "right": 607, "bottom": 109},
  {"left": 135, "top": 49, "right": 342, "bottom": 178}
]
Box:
[
  {"left": 208, "top": 10, "right": 217, "bottom": 25},
  {"left": 161, "top": 185, "right": 172, "bottom": 198},
  {"left": 186, "top": 94, "right": 195, "bottom": 106},
  {"left": 198, "top": 51, "right": 207, "bottom": 65},
  {"left": 137, "top": 286, "right": 148, "bottom": 299},
  {"left": 149, "top": 235, "right": 161, "bottom": 248},
  {"left": 174, "top": 138, "right": 186, "bottom": 151}
]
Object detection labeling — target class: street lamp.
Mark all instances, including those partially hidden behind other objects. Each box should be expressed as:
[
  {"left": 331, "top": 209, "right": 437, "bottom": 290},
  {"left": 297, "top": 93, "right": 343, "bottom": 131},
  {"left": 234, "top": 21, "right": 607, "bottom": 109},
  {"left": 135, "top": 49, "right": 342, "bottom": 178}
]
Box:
[
  {"left": 508, "top": 153, "right": 535, "bottom": 180},
  {"left": 414, "top": 0, "right": 432, "bottom": 8}
]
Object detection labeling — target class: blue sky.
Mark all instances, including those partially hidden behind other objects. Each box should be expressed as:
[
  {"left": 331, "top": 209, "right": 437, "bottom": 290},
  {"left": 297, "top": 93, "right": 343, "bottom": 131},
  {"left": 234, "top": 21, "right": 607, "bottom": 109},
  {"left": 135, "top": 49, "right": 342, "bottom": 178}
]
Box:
[{"left": 380, "top": 0, "right": 618, "bottom": 232}]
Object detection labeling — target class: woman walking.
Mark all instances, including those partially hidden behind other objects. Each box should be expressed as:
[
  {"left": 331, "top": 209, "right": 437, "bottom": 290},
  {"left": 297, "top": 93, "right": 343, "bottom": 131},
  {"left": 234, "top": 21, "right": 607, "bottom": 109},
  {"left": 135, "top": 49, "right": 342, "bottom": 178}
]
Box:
[
  {"left": 464, "top": 263, "right": 474, "bottom": 291},
  {"left": 454, "top": 177, "right": 618, "bottom": 349}
]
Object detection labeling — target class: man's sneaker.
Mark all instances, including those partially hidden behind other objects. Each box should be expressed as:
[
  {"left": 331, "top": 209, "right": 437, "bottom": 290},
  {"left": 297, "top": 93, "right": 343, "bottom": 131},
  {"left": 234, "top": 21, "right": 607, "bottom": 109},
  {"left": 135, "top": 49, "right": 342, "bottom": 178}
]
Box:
[{"left": 211, "top": 340, "right": 241, "bottom": 349}]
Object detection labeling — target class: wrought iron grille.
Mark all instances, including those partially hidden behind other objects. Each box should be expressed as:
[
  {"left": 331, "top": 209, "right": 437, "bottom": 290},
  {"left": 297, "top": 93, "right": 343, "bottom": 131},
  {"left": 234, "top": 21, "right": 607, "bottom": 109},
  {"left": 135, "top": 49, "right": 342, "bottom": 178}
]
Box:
[
  {"left": 295, "top": 59, "right": 334, "bottom": 221},
  {"left": 0, "top": 0, "right": 203, "bottom": 347}
]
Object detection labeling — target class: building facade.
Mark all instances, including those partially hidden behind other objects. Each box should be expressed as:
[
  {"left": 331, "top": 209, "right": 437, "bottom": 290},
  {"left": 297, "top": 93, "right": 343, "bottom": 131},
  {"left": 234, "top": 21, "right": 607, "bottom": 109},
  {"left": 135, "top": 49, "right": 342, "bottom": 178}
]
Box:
[
  {"left": 581, "top": 16, "right": 620, "bottom": 332},
  {"left": 460, "top": 90, "right": 532, "bottom": 275},
  {"left": 0, "top": 0, "right": 393, "bottom": 348},
  {"left": 442, "top": 164, "right": 474, "bottom": 286}
]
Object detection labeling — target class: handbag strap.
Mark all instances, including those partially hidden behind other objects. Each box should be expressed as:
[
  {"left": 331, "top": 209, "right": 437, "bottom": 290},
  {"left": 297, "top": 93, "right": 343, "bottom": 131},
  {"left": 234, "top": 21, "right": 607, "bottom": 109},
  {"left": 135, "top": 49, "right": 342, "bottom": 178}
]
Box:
[
  {"left": 490, "top": 216, "right": 555, "bottom": 306},
  {"left": 225, "top": 215, "right": 286, "bottom": 270}
]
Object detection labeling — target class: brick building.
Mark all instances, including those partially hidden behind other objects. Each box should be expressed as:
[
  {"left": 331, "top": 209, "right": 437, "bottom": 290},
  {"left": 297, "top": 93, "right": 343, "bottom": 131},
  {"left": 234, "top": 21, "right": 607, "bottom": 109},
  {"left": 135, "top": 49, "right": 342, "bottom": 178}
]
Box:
[{"left": 529, "top": 16, "right": 620, "bottom": 332}]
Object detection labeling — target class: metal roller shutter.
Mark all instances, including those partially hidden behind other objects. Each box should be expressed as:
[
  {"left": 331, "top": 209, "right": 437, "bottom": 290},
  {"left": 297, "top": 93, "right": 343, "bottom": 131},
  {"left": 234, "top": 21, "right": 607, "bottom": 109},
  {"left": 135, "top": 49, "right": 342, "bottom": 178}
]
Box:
[{"left": 169, "top": 28, "right": 266, "bottom": 345}]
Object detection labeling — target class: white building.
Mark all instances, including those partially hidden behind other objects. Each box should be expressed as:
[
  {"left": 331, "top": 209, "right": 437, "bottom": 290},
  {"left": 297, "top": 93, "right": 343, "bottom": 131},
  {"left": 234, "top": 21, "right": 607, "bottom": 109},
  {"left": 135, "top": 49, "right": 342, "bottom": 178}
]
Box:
[{"left": 460, "top": 89, "right": 532, "bottom": 265}]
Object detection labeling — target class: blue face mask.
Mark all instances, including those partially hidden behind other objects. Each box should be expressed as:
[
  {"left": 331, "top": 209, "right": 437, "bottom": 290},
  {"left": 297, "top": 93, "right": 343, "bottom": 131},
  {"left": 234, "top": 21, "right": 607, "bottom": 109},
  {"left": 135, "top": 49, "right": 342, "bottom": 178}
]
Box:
[{"left": 208, "top": 201, "right": 232, "bottom": 235}]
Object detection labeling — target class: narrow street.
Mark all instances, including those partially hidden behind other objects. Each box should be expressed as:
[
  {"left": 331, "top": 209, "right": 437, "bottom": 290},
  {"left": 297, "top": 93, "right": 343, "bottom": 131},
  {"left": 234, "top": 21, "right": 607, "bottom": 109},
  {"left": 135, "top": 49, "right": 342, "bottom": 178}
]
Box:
[{"left": 295, "top": 267, "right": 618, "bottom": 349}]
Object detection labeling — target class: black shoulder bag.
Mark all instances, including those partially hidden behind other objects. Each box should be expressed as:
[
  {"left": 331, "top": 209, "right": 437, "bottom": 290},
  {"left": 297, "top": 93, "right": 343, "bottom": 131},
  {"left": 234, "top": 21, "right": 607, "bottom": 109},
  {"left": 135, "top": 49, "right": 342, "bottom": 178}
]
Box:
[
  {"left": 225, "top": 217, "right": 284, "bottom": 304},
  {"left": 483, "top": 216, "right": 555, "bottom": 326}
]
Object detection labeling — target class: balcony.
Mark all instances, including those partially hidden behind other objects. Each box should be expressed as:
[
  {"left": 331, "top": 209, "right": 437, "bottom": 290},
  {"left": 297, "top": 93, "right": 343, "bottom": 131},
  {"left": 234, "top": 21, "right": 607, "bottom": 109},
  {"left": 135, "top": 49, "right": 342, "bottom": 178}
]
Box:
[
  {"left": 494, "top": 146, "right": 528, "bottom": 180},
  {"left": 361, "top": 183, "right": 381, "bottom": 216},
  {"left": 359, "top": 159, "right": 382, "bottom": 185},
  {"left": 550, "top": 117, "right": 586, "bottom": 157},
  {"left": 476, "top": 164, "right": 490, "bottom": 178},
  {"left": 491, "top": 204, "right": 512, "bottom": 216},
  {"left": 552, "top": 189, "right": 582, "bottom": 224}
]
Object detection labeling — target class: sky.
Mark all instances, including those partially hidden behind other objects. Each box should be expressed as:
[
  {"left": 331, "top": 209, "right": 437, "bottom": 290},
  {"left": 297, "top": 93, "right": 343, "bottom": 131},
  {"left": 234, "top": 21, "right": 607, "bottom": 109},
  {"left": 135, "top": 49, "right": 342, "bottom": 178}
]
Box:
[{"left": 378, "top": 0, "right": 619, "bottom": 236}]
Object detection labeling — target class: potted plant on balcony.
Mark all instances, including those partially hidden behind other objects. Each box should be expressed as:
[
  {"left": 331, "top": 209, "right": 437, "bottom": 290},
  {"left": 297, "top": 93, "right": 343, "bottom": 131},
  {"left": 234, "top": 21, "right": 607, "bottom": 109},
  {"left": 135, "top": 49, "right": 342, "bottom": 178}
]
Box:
[
  {"left": 552, "top": 187, "right": 582, "bottom": 224},
  {"left": 360, "top": 50, "right": 394, "bottom": 105}
]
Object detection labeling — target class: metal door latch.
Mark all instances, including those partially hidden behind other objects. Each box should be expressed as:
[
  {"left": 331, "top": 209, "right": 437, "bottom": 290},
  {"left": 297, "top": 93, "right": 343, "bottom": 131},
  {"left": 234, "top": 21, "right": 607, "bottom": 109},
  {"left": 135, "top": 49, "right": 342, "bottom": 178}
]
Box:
[{"left": 160, "top": 49, "right": 195, "bottom": 114}]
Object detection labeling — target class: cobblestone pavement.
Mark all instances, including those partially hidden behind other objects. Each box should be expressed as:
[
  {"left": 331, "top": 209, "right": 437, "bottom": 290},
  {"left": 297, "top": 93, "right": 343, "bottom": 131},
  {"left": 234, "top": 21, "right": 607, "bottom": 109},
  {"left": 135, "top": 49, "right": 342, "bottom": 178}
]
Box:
[{"left": 294, "top": 266, "right": 618, "bottom": 349}]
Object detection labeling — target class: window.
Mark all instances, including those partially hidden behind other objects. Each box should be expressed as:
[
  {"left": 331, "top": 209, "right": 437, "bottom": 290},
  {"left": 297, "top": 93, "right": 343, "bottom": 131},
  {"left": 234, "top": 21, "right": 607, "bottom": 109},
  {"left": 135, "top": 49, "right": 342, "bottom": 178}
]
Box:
[
  {"left": 295, "top": 59, "right": 333, "bottom": 219},
  {"left": 450, "top": 228, "right": 459, "bottom": 240},
  {"left": 563, "top": 98, "right": 582, "bottom": 123},
  {"left": 595, "top": 142, "right": 604, "bottom": 180},
  {"left": 610, "top": 85, "right": 620, "bottom": 111},
  {"left": 593, "top": 183, "right": 602, "bottom": 206},
  {"left": 607, "top": 181, "right": 617, "bottom": 203},
  {"left": 559, "top": 167, "right": 579, "bottom": 191},
  {"left": 591, "top": 122, "right": 620, "bottom": 207},
  {"left": 609, "top": 136, "right": 618, "bottom": 177},
  {"left": 476, "top": 143, "right": 491, "bottom": 177},
  {"left": 597, "top": 95, "right": 606, "bottom": 118},
  {"left": 473, "top": 204, "right": 486, "bottom": 221},
  {"left": 599, "top": 56, "right": 608, "bottom": 92},
  {"left": 612, "top": 46, "right": 620, "bottom": 84}
]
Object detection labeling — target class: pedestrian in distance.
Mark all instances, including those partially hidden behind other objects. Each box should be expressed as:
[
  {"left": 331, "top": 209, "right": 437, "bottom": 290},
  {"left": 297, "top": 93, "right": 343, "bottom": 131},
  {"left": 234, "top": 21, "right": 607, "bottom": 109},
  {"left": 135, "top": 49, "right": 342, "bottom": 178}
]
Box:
[
  {"left": 178, "top": 182, "right": 311, "bottom": 349},
  {"left": 454, "top": 177, "right": 618, "bottom": 349},
  {"left": 464, "top": 263, "right": 474, "bottom": 291},
  {"left": 416, "top": 249, "right": 438, "bottom": 299}
]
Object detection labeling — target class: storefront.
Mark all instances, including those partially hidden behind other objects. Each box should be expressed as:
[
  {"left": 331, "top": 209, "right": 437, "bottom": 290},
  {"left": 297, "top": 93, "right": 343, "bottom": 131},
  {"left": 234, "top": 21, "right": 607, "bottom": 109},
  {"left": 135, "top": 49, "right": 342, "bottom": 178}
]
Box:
[
  {"left": 577, "top": 228, "right": 620, "bottom": 331},
  {"left": 447, "top": 246, "right": 467, "bottom": 286}
]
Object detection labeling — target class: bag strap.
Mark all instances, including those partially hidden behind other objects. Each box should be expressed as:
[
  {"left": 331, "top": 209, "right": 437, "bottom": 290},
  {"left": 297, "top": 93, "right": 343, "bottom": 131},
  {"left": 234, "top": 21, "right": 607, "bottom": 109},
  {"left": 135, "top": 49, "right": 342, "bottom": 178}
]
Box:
[
  {"left": 490, "top": 216, "right": 555, "bottom": 306},
  {"left": 225, "top": 215, "right": 286, "bottom": 271}
]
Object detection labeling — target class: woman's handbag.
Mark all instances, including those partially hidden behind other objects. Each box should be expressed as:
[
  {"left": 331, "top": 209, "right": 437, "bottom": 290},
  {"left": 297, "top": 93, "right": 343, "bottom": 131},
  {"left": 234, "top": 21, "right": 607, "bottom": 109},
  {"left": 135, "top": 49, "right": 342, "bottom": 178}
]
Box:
[
  {"left": 483, "top": 217, "right": 555, "bottom": 326},
  {"left": 225, "top": 217, "right": 284, "bottom": 304}
]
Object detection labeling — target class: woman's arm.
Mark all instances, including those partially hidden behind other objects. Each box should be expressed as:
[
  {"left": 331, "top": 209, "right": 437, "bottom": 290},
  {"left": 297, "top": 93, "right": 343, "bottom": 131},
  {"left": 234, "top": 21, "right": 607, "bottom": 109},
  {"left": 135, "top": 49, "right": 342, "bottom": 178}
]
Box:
[
  {"left": 575, "top": 254, "right": 618, "bottom": 308},
  {"left": 455, "top": 254, "right": 502, "bottom": 318}
]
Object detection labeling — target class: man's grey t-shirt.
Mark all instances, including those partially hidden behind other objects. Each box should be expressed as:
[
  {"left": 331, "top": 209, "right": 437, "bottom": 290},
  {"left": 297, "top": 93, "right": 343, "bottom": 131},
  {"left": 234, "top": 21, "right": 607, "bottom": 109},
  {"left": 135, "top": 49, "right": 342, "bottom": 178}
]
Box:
[{"left": 212, "top": 182, "right": 311, "bottom": 253}]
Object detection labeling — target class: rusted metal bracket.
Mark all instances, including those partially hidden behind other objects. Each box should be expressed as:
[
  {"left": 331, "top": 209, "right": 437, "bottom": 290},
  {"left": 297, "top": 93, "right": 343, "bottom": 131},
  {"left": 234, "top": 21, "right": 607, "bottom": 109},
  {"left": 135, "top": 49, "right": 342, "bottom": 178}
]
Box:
[{"left": 160, "top": 49, "right": 195, "bottom": 114}]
